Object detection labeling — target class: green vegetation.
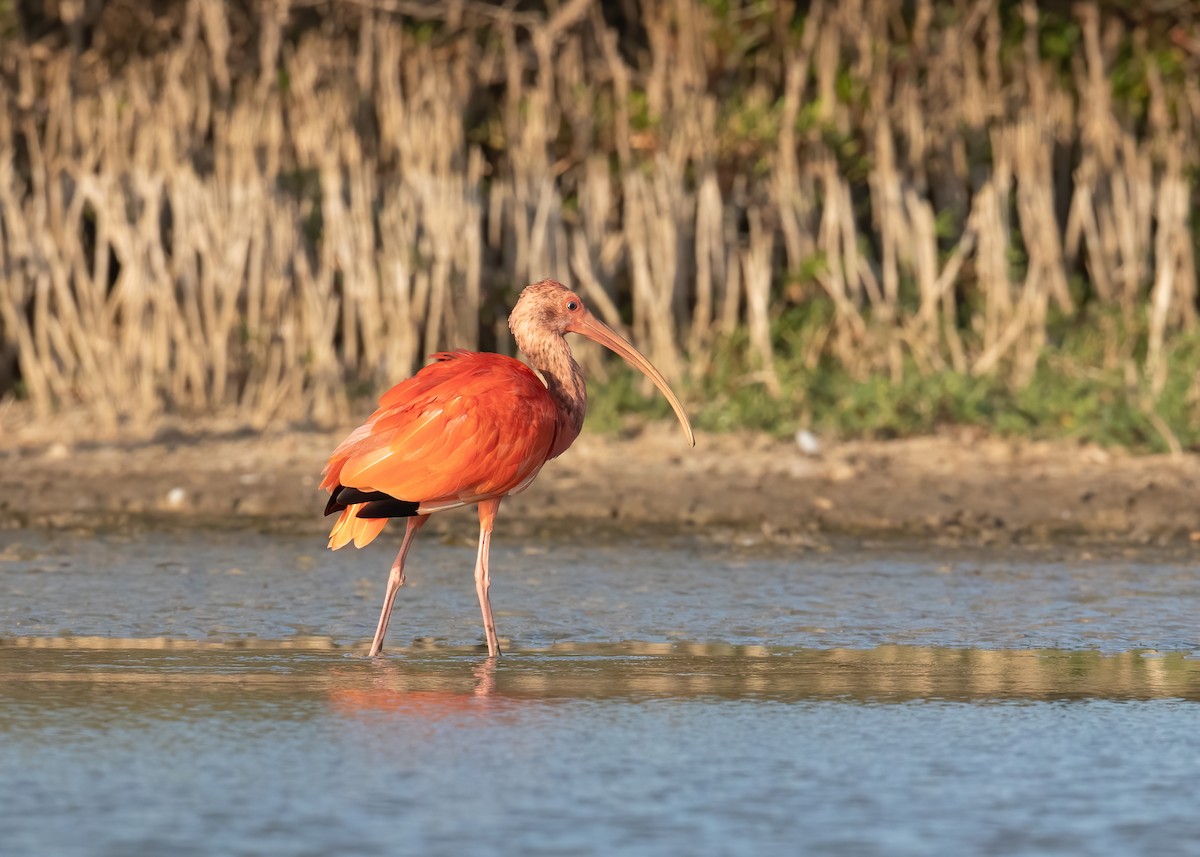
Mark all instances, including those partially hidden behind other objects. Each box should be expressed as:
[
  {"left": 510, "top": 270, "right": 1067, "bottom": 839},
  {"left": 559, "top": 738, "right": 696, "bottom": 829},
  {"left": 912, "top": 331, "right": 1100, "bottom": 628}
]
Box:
[{"left": 591, "top": 307, "right": 1200, "bottom": 453}]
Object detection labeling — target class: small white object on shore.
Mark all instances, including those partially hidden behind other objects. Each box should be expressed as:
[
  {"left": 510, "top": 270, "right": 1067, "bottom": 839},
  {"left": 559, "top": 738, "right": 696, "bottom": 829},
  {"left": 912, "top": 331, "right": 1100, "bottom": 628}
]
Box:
[{"left": 795, "top": 429, "right": 821, "bottom": 457}]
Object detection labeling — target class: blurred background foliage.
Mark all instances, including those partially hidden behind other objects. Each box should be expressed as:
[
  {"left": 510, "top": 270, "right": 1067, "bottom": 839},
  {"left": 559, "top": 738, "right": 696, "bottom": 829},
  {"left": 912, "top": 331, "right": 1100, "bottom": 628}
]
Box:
[{"left": 2, "top": 0, "right": 1200, "bottom": 450}]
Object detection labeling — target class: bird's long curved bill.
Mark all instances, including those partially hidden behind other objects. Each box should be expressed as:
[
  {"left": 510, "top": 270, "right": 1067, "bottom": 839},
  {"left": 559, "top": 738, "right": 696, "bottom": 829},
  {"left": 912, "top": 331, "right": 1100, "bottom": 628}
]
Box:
[{"left": 572, "top": 313, "right": 696, "bottom": 447}]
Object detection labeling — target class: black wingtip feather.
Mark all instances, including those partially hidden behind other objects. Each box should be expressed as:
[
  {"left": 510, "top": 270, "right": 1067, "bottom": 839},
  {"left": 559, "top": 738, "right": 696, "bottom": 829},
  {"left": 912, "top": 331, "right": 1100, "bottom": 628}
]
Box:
[
  {"left": 334, "top": 487, "right": 397, "bottom": 506},
  {"left": 324, "top": 484, "right": 420, "bottom": 519},
  {"left": 356, "top": 499, "right": 422, "bottom": 519}
]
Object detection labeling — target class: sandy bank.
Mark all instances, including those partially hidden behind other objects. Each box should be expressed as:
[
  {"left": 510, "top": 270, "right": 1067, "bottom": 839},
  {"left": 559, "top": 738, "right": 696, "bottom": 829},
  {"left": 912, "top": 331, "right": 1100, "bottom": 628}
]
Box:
[{"left": 3, "top": 408, "right": 1198, "bottom": 547}]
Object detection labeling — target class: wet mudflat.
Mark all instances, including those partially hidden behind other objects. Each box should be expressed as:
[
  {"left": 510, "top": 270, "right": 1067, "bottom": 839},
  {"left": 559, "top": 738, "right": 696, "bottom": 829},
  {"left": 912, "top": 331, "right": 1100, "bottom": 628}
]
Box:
[{"left": 2, "top": 528, "right": 1199, "bottom": 856}]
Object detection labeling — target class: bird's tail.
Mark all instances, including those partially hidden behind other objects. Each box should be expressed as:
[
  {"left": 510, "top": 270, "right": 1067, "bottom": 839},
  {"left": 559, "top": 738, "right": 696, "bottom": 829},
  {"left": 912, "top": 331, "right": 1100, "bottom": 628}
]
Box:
[{"left": 328, "top": 504, "right": 388, "bottom": 550}]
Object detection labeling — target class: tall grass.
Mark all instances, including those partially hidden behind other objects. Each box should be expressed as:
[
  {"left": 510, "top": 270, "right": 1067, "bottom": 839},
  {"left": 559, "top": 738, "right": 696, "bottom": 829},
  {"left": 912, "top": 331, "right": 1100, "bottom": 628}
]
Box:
[{"left": 0, "top": 0, "right": 1197, "bottom": 438}]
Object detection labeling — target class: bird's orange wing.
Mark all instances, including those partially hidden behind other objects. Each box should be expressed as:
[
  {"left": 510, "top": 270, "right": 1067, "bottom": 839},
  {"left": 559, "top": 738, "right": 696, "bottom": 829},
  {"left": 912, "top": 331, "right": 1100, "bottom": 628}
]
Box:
[{"left": 322, "top": 352, "right": 558, "bottom": 512}]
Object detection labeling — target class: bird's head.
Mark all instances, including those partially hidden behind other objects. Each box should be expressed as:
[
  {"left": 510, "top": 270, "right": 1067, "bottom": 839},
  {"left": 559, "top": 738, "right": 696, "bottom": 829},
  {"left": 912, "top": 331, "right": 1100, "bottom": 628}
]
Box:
[
  {"left": 509, "top": 279, "right": 584, "bottom": 335},
  {"left": 510, "top": 279, "right": 695, "bottom": 447}
]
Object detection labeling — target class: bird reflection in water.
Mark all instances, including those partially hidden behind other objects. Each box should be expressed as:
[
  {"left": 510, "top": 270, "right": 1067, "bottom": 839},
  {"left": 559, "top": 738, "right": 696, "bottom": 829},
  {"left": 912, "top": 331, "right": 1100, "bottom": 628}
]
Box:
[{"left": 328, "top": 660, "right": 513, "bottom": 722}]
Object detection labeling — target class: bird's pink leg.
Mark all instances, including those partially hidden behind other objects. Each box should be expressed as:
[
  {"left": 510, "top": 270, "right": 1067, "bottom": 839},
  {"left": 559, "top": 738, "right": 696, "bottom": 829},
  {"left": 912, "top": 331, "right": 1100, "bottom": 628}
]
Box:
[
  {"left": 474, "top": 498, "right": 502, "bottom": 657},
  {"left": 368, "top": 515, "right": 428, "bottom": 657}
]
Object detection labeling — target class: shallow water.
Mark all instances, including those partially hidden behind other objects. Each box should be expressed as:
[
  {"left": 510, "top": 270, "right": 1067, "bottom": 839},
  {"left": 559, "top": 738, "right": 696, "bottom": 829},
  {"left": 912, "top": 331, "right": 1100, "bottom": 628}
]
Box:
[{"left": 2, "top": 528, "right": 1199, "bottom": 856}]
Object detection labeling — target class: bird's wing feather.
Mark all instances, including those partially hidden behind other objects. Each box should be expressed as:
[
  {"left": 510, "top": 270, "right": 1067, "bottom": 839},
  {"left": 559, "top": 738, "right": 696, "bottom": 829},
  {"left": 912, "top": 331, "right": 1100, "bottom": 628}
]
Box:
[{"left": 322, "top": 353, "right": 558, "bottom": 507}]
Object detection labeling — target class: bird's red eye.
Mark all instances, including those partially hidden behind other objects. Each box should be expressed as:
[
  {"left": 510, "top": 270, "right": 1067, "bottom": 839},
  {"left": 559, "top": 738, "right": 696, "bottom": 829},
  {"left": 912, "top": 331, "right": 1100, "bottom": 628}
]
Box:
[{"left": 566, "top": 301, "right": 579, "bottom": 312}]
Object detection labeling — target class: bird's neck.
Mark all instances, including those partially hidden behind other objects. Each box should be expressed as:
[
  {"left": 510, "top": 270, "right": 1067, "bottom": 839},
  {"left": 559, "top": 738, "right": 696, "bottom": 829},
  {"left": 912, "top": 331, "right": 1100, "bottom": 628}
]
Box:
[{"left": 518, "top": 331, "right": 586, "bottom": 458}]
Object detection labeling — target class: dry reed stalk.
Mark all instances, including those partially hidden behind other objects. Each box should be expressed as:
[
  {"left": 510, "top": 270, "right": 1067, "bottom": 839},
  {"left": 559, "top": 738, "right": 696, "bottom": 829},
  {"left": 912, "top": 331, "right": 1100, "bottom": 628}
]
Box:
[
  {"left": 773, "top": 0, "right": 822, "bottom": 277},
  {"left": 622, "top": 162, "right": 684, "bottom": 383},
  {"left": 688, "top": 166, "right": 725, "bottom": 371},
  {"left": 1, "top": 0, "right": 1199, "bottom": 432},
  {"left": 742, "top": 206, "right": 781, "bottom": 395},
  {"left": 969, "top": 160, "right": 1016, "bottom": 378},
  {"left": 568, "top": 155, "right": 625, "bottom": 328}
]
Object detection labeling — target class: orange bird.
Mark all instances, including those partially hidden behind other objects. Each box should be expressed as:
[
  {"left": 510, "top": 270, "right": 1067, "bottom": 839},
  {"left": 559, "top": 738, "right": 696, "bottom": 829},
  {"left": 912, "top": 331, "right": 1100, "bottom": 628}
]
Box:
[{"left": 321, "top": 279, "right": 694, "bottom": 657}]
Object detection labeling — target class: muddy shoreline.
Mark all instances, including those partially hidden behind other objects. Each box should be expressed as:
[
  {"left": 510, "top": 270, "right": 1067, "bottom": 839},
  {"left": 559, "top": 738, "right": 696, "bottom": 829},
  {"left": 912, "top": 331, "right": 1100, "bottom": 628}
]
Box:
[{"left": 2, "top": 408, "right": 1198, "bottom": 548}]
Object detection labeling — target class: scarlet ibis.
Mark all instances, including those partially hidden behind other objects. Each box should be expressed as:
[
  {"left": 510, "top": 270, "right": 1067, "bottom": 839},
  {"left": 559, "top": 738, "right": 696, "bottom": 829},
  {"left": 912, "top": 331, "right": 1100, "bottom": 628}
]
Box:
[{"left": 322, "top": 279, "right": 694, "bottom": 656}]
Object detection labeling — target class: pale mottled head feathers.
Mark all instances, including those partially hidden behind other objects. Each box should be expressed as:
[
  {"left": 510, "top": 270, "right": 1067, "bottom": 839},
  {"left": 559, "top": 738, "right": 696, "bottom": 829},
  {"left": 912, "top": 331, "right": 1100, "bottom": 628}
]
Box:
[{"left": 507, "top": 279, "right": 588, "bottom": 453}]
